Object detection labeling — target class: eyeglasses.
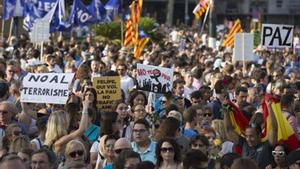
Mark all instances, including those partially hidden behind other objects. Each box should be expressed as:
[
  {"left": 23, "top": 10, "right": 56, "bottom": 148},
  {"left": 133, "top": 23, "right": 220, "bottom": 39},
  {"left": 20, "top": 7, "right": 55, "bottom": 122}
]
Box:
[
  {"left": 0, "top": 110, "right": 9, "bottom": 115},
  {"left": 133, "top": 129, "right": 147, "bottom": 133},
  {"left": 198, "top": 113, "right": 212, "bottom": 117},
  {"left": 192, "top": 143, "right": 205, "bottom": 147},
  {"left": 272, "top": 150, "right": 285, "bottom": 157},
  {"left": 69, "top": 150, "right": 84, "bottom": 158},
  {"left": 161, "top": 147, "right": 174, "bottom": 153}
]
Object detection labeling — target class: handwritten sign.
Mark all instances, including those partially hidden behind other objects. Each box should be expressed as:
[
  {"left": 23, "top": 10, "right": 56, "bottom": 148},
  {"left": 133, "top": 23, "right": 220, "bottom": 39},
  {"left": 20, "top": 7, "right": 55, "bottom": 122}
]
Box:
[
  {"left": 21, "top": 73, "right": 74, "bottom": 104},
  {"left": 137, "top": 64, "right": 174, "bottom": 94},
  {"left": 93, "top": 76, "right": 121, "bottom": 112}
]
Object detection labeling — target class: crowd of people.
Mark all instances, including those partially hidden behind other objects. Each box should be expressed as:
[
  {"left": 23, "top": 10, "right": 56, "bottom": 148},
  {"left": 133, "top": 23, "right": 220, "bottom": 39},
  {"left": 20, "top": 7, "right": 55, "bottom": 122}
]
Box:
[{"left": 0, "top": 24, "right": 300, "bottom": 169}]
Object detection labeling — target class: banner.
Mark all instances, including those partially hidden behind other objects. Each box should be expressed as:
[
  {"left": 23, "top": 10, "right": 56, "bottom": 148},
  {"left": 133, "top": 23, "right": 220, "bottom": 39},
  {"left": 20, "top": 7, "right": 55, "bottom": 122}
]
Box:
[
  {"left": 21, "top": 73, "right": 74, "bottom": 104},
  {"left": 93, "top": 76, "right": 121, "bottom": 112},
  {"left": 23, "top": 0, "right": 56, "bottom": 31},
  {"left": 261, "top": 24, "right": 294, "bottom": 48},
  {"left": 136, "top": 64, "right": 174, "bottom": 94},
  {"left": 3, "top": 0, "right": 25, "bottom": 20}
]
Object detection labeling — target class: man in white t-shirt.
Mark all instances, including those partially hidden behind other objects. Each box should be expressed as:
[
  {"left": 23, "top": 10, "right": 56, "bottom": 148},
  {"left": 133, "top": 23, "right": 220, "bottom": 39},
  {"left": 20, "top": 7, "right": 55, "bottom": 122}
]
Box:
[{"left": 116, "top": 63, "right": 134, "bottom": 102}]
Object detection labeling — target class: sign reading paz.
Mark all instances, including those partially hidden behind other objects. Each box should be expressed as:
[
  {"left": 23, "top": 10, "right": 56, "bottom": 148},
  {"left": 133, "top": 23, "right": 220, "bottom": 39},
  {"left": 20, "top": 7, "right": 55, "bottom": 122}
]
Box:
[
  {"left": 137, "top": 64, "right": 174, "bottom": 94},
  {"left": 261, "top": 24, "right": 294, "bottom": 48},
  {"left": 21, "top": 73, "right": 74, "bottom": 104},
  {"left": 93, "top": 76, "right": 121, "bottom": 112}
]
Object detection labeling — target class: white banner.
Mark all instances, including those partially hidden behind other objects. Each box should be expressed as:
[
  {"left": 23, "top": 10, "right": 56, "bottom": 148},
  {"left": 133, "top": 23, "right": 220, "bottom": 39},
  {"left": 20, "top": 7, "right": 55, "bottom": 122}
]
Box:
[
  {"left": 21, "top": 73, "right": 74, "bottom": 104},
  {"left": 136, "top": 64, "right": 174, "bottom": 94},
  {"left": 261, "top": 24, "right": 294, "bottom": 48}
]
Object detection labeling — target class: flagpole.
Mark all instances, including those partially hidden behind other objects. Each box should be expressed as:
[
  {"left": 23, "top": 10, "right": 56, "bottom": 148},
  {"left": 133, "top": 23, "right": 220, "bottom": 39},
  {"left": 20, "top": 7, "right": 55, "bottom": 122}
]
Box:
[
  {"left": 200, "top": 3, "right": 210, "bottom": 35},
  {"left": 121, "top": 0, "right": 124, "bottom": 47},
  {"left": 1, "top": 19, "right": 4, "bottom": 39},
  {"left": 8, "top": 18, "right": 14, "bottom": 40}
]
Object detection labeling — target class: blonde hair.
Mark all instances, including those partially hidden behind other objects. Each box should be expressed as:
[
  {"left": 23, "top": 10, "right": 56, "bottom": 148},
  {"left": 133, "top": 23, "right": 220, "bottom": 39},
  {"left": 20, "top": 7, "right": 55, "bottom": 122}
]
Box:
[
  {"left": 45, "top": 110, "right": 68, "bottom": 146},
  {"left": 211, "top": 119, "right": 226, "bottom": 141},
  {"left": 64, "top": 139, "right": 87, "bottom": 160},
  {"left": 35, "top": 65, "right": 49, "bottom": 73}
]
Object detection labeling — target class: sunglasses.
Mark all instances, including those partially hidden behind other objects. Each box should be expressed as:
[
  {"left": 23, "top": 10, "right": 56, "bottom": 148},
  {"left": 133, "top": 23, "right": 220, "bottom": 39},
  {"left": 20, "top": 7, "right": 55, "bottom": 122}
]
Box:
[
  {"left": 161, "top": 147, "right": 174, "bottom": 153},
  {"left": 272, "top": 150, "right": 285, "bottom": 157},
  {"left": 69, "top": 150, "right": 84, "bottom": 158},
  {"left": 192, "top": 143, "right": 205, "bottom": 147},
  {"left": 199, "top": 113, "right": 212, "bottom": 117}
]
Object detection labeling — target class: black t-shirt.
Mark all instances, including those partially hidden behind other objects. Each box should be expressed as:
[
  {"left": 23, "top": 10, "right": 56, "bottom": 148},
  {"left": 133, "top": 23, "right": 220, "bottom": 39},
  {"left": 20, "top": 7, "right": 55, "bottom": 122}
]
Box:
[{"left": 238, "top": 137, "right": 273, "bottom": 169}]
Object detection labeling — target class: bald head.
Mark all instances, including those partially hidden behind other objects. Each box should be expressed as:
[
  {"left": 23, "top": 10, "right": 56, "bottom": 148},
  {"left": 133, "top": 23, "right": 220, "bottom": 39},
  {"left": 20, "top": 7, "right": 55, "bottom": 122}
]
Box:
[{"left": 114, "top": 138, "right": 131, "bottom": 151}]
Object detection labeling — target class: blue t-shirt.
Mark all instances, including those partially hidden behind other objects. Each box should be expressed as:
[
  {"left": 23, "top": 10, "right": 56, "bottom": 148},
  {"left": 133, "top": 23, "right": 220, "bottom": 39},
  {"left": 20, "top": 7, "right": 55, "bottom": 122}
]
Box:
[{"left": 84, "top": 124, "right": 100, "bottom": 142}]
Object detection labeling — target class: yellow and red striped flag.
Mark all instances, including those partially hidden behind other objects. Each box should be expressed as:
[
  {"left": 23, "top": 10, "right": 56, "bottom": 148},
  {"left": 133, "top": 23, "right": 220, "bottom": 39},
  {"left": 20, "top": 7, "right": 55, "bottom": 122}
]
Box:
[
  {"left": 262, "top": 94, "right": 300, "bottom": 150},
  {"left": 129, "top": 0, "right": 143, "bottom": 44},
  {"left": 124, "top": 14, "right": 134, "bottom": 48},
  {"left": 223, "top": 19, "right": 243, "bottom": 48},
  {"left": 193, "top": 0, "right": 210, "bottom": 20},
  {"left": 134, "top": 27, "right": 149, "bottom": 60}
]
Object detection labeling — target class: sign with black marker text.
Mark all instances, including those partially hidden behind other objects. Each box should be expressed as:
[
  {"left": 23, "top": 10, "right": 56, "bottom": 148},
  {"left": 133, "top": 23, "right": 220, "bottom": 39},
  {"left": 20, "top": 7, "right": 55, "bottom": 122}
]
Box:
[
  {"left": 21, "top": 73, "right": 74, "bottom": 104},
  {"left": 137, "top": 64, "right": 174, "bottom": 94},
  {"left": 261, "top": 24, "right": 294, "bottom": 48}
]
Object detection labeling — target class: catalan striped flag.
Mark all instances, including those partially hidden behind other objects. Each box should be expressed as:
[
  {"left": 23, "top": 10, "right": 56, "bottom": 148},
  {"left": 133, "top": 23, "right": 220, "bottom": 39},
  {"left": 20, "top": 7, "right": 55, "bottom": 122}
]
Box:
[
  {"left": 225, "top": 100, "right": 249, "bottom": 137},
  {"left": 129, "top": 0, "right": 143, "bottom": 44},
  {"left": 134, "top": 27, "right": 149, "bottom": 59},
  {"left": 262, "top": 94, "right": 300, "bottom": 150},
  {"left": 193, "top": 0, "right": 209, "bottom": 20},
  {"left": 223, "top": 19, "right": 243, "bottom": 48},
  {"left": 124, "top": 13, "right": 134, "bottom": 48}
]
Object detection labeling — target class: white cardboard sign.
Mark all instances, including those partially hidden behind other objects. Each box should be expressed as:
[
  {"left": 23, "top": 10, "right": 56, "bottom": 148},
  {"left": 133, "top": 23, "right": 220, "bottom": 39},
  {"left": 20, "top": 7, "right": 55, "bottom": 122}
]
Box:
[
  {"left": 136, "top": 64, "right": 174, "bottom": 94},
  {"left": 261, "top": 24, "right": 293, "bottom": 48},
  {"left": 233, "top": 33, "right": 254, "bottom": 61},
  {"left": 21, "top": 73, "right": 74, "bottom": 104}
]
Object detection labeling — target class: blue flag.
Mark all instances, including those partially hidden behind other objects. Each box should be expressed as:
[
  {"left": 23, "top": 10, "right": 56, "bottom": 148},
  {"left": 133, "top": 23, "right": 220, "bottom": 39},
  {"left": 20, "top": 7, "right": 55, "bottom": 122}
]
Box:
[
  {"left": 89, "top": 0, "right": 107, "bottom": 23},
  {"left": 23, "top": 0, "right": 56, "bottom": 31},
  {"left": 104, "top": 0, "right": 121, "bottom": 22},
  {"left": 47, "top": 0, "right": 70, "bottom": 32},
  {"left": 3, "top": 0, "right": 25, "bottom": 20},
  {"left": 69, "top": 0, "right": 98, "bottom": 26}
]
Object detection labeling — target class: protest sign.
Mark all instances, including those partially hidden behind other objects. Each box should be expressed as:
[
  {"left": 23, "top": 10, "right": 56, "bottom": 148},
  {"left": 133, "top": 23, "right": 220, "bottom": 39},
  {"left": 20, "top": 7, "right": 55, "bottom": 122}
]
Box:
[
  {"left": 136, "top": 64, "right": 174, "bottom": 94},
  {"left": 93, "top": 76, "right": 121, "bottom": 112},
  {"left": 30, "top": 19, "right": 50, "bottom": 43},
  {"left": 261, "top": 24, "right": 294, "bottom": 48},
  {"left": 233, "top": 33, "right": 254, "bottom": 61},
  {"left": 21, "top": 73, "right": 74, "bottom": 104}
]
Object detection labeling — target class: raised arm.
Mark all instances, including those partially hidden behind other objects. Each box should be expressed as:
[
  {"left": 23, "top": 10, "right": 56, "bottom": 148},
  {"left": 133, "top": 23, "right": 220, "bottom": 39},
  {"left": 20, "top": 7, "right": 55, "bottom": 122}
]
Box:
[
  {"left": 53, "top": 99, "right": 90, "bottom": 153},
  {"left": 267, "top": 100, "right": 278, "bottom": 146}
]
